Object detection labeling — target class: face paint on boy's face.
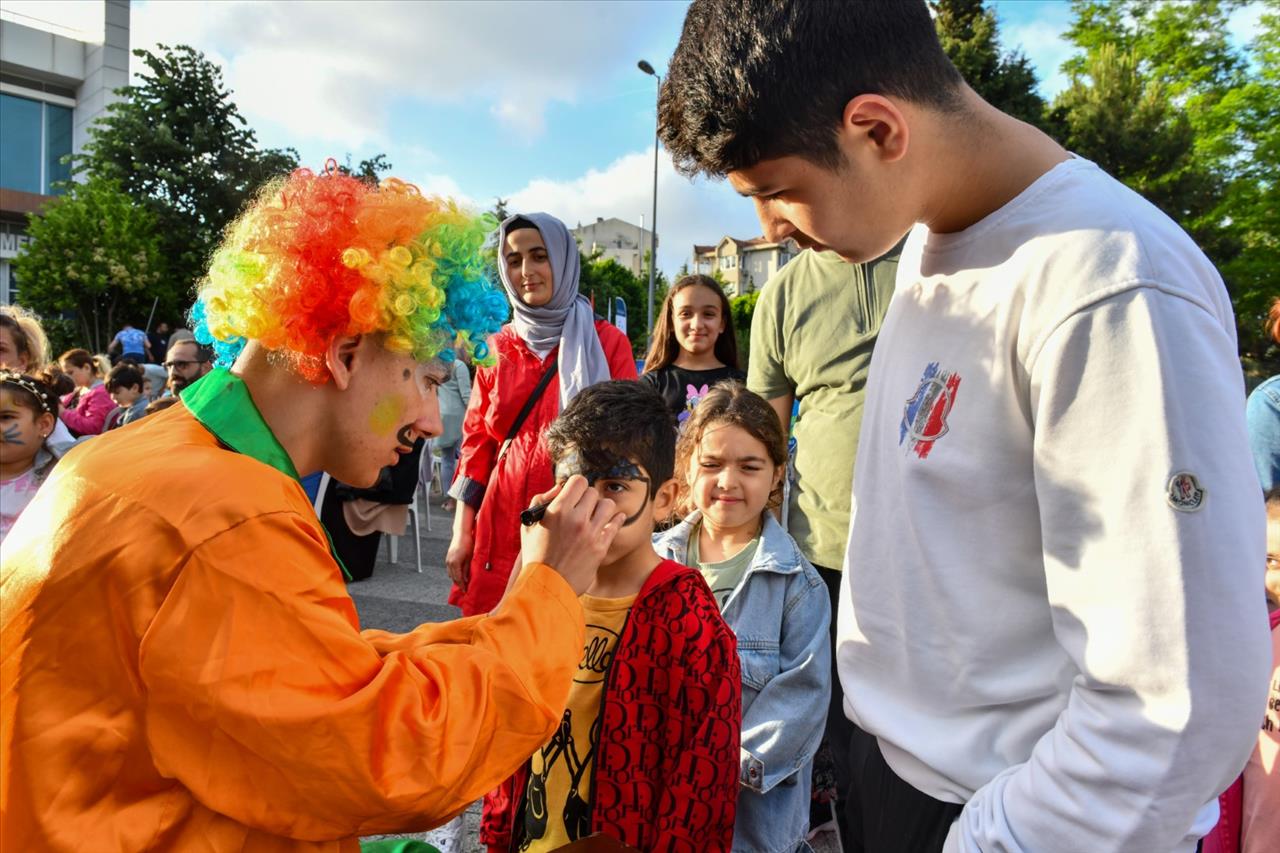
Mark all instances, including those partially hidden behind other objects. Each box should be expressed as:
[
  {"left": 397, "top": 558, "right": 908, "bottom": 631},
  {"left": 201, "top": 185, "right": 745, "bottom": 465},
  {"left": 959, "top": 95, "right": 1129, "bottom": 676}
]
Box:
[
  {"left": 369, "top": 395, "right": 405, "bottom": 436},
  {"left": 553, "top": 450, "right": 651, "bottom": 527},
  {"left": 395, "top": 424, "right": 415, "bottom": 450}
]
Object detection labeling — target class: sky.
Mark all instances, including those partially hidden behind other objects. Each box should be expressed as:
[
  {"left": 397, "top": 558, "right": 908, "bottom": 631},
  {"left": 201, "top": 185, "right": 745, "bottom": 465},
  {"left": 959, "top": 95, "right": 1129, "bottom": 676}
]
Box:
[{"left": 4, "top": 0, "right": 1266, "bottom": 274}]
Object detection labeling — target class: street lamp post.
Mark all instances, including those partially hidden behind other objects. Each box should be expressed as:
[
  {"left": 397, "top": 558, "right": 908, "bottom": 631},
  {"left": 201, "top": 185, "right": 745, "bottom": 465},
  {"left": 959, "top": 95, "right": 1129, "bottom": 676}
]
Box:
[{"left": 638, "top": 60, "right": 660, "bottom": 348}]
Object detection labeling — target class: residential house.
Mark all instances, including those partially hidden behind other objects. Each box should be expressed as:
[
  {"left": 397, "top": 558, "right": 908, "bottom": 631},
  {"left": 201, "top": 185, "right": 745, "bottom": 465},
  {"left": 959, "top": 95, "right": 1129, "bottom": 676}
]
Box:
[
  {"left": 571, "top": 216, "right": 656, "bottom": 277},
  {"left": 691, "top": 236, "right": 800, "bottom": 296}
]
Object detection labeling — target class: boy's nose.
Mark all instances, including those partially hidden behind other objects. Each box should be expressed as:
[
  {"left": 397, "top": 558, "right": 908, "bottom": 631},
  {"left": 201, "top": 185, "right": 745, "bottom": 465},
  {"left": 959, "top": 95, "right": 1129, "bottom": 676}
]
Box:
[{"left": 412, "top": 394, "right": 444, "bottom": 440}]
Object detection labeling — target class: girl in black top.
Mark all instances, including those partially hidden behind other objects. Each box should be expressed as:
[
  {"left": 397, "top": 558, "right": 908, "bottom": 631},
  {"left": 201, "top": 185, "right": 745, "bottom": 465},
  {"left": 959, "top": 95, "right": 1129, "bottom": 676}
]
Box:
[{"left": 642, "top": 274, "right": 745, "bottom": 424}]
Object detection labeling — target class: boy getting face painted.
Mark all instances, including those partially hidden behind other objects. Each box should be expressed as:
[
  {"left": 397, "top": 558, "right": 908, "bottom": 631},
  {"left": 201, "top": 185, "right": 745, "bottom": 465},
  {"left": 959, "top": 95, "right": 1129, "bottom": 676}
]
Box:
[{"left": 496, "top": 380, "right": 742, "bottom": 853}]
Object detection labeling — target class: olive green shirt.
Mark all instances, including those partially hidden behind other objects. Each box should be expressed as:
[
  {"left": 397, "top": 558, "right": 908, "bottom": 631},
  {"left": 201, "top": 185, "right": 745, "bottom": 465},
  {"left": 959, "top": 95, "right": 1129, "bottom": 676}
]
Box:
[{"left": 747, "top": 247, "right": 898, "bottom": 570}]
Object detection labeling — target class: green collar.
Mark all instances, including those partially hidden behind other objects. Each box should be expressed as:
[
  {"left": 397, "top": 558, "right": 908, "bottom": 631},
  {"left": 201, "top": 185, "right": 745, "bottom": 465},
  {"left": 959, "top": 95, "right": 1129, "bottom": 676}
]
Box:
[
  {"left": 181, "top": 368, "right": 299, "bottom": 479},
  {"left": 181, "top": 368, "right": 351, "bottom": 580}
]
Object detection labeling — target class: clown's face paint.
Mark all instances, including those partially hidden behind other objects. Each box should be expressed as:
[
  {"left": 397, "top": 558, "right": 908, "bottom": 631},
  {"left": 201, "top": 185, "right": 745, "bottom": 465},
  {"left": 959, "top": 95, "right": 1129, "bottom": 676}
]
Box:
[
  {"left": 369, "top": 394, "right": 406, "bottom": 436},
  {"left": 334, "top": 344, "right": 446, "bottom": 488}
]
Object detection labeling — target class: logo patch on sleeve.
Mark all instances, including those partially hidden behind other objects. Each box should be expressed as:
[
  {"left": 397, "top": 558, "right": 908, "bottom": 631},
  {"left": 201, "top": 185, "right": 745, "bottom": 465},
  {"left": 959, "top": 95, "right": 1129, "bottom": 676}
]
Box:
[{"left": 1166, "top": 472, "right": 1205, "bottom": 512}]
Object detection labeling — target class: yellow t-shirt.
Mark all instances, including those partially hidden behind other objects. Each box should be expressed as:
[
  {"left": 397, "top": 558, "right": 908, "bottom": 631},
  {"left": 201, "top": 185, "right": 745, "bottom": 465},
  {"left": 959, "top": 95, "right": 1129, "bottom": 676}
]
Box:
[{"left": 520, "top": 592, "right": 636, "bottom": 852}]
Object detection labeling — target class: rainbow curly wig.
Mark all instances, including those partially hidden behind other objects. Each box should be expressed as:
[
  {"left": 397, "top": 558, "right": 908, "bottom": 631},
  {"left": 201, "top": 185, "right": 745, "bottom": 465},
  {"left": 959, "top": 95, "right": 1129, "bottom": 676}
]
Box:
[{"left": 191, "top": 163, "right": 508, "bottom": 381}]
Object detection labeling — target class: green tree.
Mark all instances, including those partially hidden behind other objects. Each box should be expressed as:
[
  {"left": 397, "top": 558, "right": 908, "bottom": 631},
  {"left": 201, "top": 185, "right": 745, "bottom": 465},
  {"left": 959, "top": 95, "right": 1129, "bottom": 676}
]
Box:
[
  {"left": 336, "top": 153, "right": 393, "bottom": 185},
  {"left": 1220, "top": 1, "right": 1280, "bottom": 361},
  {"left": 579, "top": 252, "right": 650, "bottom": 356},
  {"left": 1047, "top": 44, "right": 1208, "bottom": 222},
  {"left": 13, "top": 176, "right": 169, "bottom": 353},
  {"left": 933, "top": 0, "right": 1046, "bottom": 126},
  {"left": 71, "top": 45, "right": 300, "bottom": 306},
  {"left": 1058, "top": 0, "right": 1279, "bottom": 359},
  {"left": 729, "top": 290, "right": 760, "bottom": 370}
]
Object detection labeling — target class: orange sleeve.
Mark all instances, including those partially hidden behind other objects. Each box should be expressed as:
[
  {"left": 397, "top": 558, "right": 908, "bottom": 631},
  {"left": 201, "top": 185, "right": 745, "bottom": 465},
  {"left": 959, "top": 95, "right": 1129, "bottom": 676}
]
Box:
[{"left": 138, "top": 511, "right": 583, "bottom": 841}]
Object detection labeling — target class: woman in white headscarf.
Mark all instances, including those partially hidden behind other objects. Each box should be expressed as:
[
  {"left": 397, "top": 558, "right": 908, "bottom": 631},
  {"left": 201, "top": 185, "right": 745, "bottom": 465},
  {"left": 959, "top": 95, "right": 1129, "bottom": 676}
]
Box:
[{"left": 446, "top": 213, "right": 637, "bottom": 618}]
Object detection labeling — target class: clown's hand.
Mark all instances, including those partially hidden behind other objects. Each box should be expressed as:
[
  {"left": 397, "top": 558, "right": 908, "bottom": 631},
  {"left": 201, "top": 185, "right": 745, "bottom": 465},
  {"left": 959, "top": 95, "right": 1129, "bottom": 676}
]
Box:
[{"left": 520, "top": 476, "right": 624, "bottom": 596}]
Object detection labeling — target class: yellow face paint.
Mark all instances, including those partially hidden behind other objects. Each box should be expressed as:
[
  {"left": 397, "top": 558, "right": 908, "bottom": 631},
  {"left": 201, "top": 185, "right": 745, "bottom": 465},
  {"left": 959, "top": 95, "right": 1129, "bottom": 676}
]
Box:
[{"left": 369, "top": 395, "right": 405, "bottom": 436}]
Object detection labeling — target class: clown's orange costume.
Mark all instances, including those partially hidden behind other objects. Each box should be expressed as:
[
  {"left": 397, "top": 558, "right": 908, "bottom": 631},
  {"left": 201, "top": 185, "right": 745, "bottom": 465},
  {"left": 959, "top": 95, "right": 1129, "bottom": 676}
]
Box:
[{"left": 1, "top": 169, "right": 585, "bottom": 850}]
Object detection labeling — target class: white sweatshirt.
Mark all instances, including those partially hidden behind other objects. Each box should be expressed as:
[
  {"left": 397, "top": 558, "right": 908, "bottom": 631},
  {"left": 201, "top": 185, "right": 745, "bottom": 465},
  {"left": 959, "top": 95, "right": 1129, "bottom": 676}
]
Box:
[{"left": 837, "top": 157, "right": 1271, "bottom": 852}]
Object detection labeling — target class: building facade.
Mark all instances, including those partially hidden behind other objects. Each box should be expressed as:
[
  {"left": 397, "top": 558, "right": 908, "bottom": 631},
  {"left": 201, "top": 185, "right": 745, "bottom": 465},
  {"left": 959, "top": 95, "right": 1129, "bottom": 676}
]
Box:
[
  {"left": 571, "top": 216, "right": 656, "bottom": 278},
  {"left": 0, "top": 0, "right": 129, "bottom": 304},
  {"left": 691, "top": 236, "right": 799, "bottom": 297}
]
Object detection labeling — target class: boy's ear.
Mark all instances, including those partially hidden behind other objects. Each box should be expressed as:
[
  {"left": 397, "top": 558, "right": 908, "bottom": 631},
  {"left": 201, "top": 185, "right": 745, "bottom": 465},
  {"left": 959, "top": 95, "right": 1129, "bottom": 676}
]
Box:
[
  {"left": 324, "top": 334, "right": 365, "bottom": 391},
  {"left": 651, "top": 477, "right": 680, "bottom": 521},
  {"left": 840, "top": 93, "right": 909, "bottom": 164}
]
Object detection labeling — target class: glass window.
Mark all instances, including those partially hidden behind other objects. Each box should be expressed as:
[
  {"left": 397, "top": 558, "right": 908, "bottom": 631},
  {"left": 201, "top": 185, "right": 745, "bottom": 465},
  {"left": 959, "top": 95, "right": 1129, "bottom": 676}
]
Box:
[
  {"left": 0, "top": 94, "right": 43, "bottom": 195},
  {"left": 45, "top": 103, "right": 72, "bottom": 193}
]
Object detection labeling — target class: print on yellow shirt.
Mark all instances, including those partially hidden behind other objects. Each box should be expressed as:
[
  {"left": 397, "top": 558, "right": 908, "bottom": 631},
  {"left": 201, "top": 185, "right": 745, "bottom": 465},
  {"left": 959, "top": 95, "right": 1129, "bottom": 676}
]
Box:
[{"left": 521, "top": 594, "right": 635, "bottom": 852}]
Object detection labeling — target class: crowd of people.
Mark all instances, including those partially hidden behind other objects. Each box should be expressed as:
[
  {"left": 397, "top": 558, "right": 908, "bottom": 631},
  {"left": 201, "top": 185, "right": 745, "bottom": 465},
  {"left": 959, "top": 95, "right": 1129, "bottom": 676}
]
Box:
[{"left": 1, "top": 2, "right": 1278, "bottom": 852}]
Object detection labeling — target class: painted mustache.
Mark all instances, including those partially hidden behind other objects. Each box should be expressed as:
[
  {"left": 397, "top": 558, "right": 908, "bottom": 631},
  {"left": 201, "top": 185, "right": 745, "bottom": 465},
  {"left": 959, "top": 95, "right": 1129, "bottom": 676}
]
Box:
[{"left": 395, "top": 425, "right": 415, "bottom": 450}]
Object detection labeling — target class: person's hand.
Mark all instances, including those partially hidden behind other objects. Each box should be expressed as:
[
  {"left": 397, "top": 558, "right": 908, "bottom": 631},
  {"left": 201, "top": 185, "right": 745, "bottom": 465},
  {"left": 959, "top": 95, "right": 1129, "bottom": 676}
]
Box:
[
  {"left": 520, "top": 475, "right": 626, "bottom": 596},
  {"left": 445, "top": 528, "right": 474, "bottom": 591}
]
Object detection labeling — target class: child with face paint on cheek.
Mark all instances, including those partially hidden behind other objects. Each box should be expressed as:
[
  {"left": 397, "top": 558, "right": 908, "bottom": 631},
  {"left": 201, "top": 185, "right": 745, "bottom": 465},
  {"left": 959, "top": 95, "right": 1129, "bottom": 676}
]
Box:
[{"left": 488, "top": 380, "right": 742, "bottom": 853}]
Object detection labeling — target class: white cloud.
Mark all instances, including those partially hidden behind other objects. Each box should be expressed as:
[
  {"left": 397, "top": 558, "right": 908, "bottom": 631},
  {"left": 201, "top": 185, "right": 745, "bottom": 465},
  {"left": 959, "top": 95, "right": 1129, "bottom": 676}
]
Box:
[
  {"left": 1002, "top": 18, "right": 1076, "bottom": 99},
  {"left": 1228, "top": 2, "right": 1266, "bottom": 50},
  {"left": 506, "top": 148, "right": 763, "bottom": 276},
  {"left": 131, "top": 0, "right": 666, "bottom": 148},
  {"left": 0, "top": 0, "right": 103, "bottom": 41}
]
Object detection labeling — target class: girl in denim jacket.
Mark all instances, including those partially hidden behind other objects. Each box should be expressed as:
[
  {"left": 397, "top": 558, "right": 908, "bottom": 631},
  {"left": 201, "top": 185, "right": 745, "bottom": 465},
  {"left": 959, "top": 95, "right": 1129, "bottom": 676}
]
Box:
[{"left": 654, "top": 380, "right": 831, "bottom": 853}]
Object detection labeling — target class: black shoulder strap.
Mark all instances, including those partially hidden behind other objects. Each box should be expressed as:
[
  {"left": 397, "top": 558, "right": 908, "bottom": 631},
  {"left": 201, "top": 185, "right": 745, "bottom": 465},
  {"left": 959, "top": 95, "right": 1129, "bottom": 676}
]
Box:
[{"left": 498, "top": 356, "right": 558, "bottom": 461}]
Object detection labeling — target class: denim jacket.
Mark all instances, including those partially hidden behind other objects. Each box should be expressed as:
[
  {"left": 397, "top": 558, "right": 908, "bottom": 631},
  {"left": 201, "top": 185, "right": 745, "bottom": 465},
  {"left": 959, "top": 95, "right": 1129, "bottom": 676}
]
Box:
[{"left": 654, "top": 512, "right": 831, "bottom": 853}]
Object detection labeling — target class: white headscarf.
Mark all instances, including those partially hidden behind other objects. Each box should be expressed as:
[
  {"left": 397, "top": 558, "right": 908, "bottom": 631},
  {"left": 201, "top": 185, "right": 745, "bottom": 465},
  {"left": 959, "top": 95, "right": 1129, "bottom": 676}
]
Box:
[{"left": 497, "top": 212, "right": 611, "bottom": 406}]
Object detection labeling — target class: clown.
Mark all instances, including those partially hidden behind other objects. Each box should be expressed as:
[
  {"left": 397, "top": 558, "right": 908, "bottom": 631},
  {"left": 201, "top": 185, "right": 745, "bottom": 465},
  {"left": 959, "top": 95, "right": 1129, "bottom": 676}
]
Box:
[{"left": 0, "top": 166, "right": 627, "bottom": 850}]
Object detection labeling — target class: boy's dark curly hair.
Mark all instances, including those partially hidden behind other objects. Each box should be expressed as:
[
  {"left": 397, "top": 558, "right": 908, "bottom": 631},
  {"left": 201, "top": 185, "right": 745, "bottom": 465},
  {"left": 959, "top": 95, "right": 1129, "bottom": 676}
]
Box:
[
  {"left": 658, "top": 0, "right": 963, "bottom": 178},
  {"left": 546, "top": 380, "right": 676, "bottom": 494}
]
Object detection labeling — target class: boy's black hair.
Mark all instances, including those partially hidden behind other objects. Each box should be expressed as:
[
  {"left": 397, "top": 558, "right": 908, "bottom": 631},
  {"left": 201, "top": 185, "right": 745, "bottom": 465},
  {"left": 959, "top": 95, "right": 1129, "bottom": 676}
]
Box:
[
  {"left": 546, "top": 380, "right": 676, "bottom": 494},
  {"left": 107, "top": 363, "right": 144, "bottom": 393},
  {"left": 658, "top": 0, "right": 964, "bottom": 178}
]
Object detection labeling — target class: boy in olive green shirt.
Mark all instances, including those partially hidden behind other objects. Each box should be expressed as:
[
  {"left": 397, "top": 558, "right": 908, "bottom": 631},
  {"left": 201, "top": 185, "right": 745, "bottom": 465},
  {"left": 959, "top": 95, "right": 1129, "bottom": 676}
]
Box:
[{"left": 746, "top": 242, "right": 900, "bottom": 838}]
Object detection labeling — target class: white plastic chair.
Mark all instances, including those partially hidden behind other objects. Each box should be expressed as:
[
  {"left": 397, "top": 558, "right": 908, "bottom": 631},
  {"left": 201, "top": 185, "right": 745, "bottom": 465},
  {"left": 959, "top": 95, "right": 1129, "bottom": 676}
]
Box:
[{"left": 387, "top": 489, "right": 422, "bottom": 573}]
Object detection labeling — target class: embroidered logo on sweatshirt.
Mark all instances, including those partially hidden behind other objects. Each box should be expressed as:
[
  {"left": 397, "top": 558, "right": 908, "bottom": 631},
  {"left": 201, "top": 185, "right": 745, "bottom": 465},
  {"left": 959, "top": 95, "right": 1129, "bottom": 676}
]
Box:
[
  {"left": 900, "top": 362, "right": 961, "bottom": 459},
  {"left": 1166, "top": 471, "right": 1205, "bottom": 512}
]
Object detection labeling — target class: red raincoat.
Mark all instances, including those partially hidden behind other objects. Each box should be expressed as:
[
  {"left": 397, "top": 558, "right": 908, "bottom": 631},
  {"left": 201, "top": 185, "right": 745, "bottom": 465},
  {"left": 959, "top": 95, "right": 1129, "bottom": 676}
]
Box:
[{"left": 449, "top": 320, "right": 637, "bottom": 616}]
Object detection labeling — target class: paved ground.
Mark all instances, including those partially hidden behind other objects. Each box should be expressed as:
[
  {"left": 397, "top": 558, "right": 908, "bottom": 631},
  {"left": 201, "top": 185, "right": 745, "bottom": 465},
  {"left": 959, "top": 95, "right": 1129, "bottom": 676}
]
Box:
[
  {"left": 349, "top": 489, "right": 481, "bottom": 851},
  {"left": 352, "top": 490, "right": 840, "bottom": 852}
]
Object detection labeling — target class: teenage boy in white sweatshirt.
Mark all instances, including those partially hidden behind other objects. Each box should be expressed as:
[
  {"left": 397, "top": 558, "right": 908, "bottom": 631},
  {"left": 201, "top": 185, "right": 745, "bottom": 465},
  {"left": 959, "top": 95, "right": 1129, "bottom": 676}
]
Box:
[{"left": 658, "top": 2, "right": 1270, "bottom": 851}]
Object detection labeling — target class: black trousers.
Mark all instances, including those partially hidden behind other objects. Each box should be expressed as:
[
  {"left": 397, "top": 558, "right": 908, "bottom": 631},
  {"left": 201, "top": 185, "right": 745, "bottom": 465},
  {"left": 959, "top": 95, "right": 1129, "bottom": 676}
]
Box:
[
  {"left": 815, "top": 566, "right": 854, "bottom": 846},
  {"left": 819, "top": 566, "right": 963, "bottom": 852},
  {"left": 844, "top": 714, "right": 964, "bottom": 852}
]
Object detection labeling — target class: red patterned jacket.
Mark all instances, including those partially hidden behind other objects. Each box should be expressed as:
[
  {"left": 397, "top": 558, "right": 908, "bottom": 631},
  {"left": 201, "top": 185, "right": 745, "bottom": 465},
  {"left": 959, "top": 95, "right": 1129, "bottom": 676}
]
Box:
[{"left": 485, "top": 559, "right": 741, "bottom": 852}]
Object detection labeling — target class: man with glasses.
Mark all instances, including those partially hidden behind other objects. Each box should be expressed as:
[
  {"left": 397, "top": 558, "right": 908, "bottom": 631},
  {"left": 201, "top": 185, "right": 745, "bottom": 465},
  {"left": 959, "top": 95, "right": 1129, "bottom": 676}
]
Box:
[{"left": 163, "top": 338, "right": 212, "bottom": 396}]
